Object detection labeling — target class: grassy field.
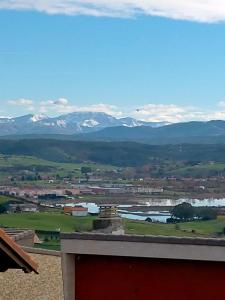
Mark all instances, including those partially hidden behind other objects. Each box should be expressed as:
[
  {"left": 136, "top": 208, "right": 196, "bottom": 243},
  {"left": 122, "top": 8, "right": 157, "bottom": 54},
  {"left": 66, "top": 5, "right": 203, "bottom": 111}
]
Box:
[
  {"left": 124, "top": 216, "right": 225, "bottom": 237},
  {"left": 1, "top": 212, "right": 225, "bottom": 238},
  {"left": 0, "top": 154, "right": 117, "bottom": 178},
  {"left": 0, "top": 212, "right": 95, "bottom": 232},
  {"left": 0, "top": 195, "right": 16, "bottom": 205},
  {"left": 172, "top": 162, "right": 225, "bottom": 177}
]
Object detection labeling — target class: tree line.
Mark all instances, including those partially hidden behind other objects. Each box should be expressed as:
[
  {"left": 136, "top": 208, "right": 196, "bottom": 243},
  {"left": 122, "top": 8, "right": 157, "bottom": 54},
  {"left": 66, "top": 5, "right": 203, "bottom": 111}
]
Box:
[{"left": 167, "top": 202, "right": 218, "bottom": 223}]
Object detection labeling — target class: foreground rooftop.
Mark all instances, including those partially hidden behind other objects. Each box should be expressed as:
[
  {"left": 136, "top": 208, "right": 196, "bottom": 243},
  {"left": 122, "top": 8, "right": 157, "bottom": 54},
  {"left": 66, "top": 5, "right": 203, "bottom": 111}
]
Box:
[{"left": 0, "top": 229, "right": 38, "bottom": 273}]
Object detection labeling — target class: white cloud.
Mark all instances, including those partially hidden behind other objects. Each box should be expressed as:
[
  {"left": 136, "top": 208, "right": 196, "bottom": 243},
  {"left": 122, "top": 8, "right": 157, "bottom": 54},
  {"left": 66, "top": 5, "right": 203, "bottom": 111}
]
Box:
[
  {"left": 1, "top": 0, "right": 225, "bottom": 22},
  {"left": 76, "top": 103, "right": 123, "bottom": 117},
  {"left": 7, "top": 97, "right": 225, "bottom": 122},
  {"left": 41, "top": 98, "right": 69, "bottom": 106},
  {"left": 8, "top": 98, "right": 33, "bottom": 106},
  {"left": 53, "top": 98, "right": 69, "bottom": 106},
  {"left": 39, "top": 98, "right": 122, "bottom": 116},
  {"left": 131, "top": 104, "right": 191, "bottom": 122},
  {"left": 37, "top": 99, "right": 225, "bottom": 122},
  {"left": 131, "top": 103, "right": 225, "bottom": 123}
]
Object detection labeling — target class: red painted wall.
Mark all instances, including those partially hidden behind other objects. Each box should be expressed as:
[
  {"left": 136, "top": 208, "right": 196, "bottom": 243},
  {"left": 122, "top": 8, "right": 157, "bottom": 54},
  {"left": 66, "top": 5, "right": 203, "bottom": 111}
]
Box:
[{"left": 75, "top": 255, "right": 225, "bottom": 300}]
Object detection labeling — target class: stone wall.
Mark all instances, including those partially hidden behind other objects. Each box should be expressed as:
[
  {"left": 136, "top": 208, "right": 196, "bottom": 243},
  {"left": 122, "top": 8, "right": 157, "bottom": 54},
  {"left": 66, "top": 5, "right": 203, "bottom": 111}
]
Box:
[{"left": 0, "top": 248, "right": 63, "bottom": 300}]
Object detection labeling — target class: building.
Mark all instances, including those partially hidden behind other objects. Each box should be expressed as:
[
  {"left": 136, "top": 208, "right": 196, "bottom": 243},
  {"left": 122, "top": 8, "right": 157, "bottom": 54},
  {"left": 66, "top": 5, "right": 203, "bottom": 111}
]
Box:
[
  {"left": 64, "top": 206, "right": 88, "bottom": 217},
  {"left": 132, "top": 186, "right": 164, "bottom": 195},
  {"left": 8, "top": 203, "right": 39, "bottom": 213},
  {"left": 64, "top": 206, "right": 75, "bottom": 215},
  {"left": 72, "top": 206, "right": 88, "bottom": 217},
  {"left": 61, "top": 233, "right": 225, "bottom": 300}
]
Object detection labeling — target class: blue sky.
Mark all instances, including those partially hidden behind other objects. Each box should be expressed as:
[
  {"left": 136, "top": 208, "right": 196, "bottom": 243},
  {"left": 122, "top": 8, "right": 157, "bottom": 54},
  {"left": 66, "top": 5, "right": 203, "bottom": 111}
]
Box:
[{"left": 1, "top": 1, "right": 225, "bottom": 122}]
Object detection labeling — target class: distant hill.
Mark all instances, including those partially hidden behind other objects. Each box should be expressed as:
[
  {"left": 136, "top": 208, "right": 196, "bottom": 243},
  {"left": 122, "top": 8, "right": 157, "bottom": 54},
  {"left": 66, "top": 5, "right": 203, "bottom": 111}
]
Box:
[
  {"left": 0, "top": 139, "right": 225, "bottom": 166},
  {"left": 73, "top": 120, "right": 225, "bottom": 144}
]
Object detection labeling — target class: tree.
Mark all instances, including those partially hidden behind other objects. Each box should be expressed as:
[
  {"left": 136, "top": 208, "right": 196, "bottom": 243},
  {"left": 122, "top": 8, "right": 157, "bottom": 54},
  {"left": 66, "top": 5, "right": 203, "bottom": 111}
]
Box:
[
  {"left": 81, "top": 166, "right": 92, "bottom": 182},
  {"left": 145, "top": 217, "right": 152, "bottom": 222},
  {"left": 0, "top": 204, "right": 7, "bottom": 214},
  {"left": 122, "top": 167, "right": 136, "bottom": 180},
  {"left": 171, "top": 202, "right": 194, "bottom": 221},
  {"left": 195, "top": 207, "right": 217, "bottom": 221},
  {"left": 81, "top": 167, "right": 92, "bottom": 174}
]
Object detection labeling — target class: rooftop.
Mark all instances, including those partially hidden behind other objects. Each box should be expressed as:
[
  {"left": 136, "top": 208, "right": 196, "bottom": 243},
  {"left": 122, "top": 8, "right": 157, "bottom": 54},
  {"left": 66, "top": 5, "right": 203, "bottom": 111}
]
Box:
[{"left": 0, "top": 228, "right": 38, "bottom": 273}]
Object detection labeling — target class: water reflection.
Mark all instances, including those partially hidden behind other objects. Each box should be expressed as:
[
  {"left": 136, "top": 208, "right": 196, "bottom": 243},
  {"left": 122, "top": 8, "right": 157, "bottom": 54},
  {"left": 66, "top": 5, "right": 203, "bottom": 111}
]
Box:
[{"left": 120, "top": 213, "right": 170, "bottom": 223}]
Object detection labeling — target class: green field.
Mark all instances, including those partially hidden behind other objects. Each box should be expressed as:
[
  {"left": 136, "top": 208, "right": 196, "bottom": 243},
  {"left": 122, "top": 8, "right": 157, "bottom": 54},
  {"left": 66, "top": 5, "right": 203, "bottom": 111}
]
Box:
[
  {"left": 0, "top": 154, "right": 116, "bottom": 172},
  {"left": 171, "top": 162, "right": 225, "bottom": 177},
  {"left": 0, "top": 195, "right": 16, "bottom": 205},
  {"left": 0, "top": 154, "right": 117, "bottom": 185},
  {"left": 1, "top": 212, "right": 225, "bottom": 238},
  {"left": 124, "top": 217, "right": 225, "bottom": 237},
  {"left": 0, "top": 212, "right": 95, "bottom": 232}
]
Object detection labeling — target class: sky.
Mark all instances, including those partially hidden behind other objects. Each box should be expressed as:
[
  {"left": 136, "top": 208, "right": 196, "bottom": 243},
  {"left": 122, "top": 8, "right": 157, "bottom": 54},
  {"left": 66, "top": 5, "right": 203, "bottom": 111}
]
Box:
[{"left": 1, "top": 1, "right": 225, "bottom": 122}]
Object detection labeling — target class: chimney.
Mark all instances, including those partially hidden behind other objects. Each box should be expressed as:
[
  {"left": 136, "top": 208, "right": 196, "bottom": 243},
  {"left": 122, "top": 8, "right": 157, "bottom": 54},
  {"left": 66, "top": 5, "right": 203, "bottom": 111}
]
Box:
[{"left": 93, "top": 204, "right": 124, "bottom": 235}]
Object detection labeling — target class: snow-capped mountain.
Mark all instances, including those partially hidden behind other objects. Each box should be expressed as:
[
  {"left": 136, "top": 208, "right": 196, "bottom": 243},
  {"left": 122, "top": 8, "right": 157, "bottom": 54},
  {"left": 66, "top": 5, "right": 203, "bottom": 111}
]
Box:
[{"left": 0, "top": 112, "right": 168, "bottom": 136}]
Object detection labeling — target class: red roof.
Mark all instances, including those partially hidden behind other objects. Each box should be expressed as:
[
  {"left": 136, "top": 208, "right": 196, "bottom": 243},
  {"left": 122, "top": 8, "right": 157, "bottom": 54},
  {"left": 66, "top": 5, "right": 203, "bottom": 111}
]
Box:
[
  {"left": 64, "top": 206, "right": 88, "bottom": 212},
  {"left": 0, "top": 229, "right": 38, "bottom": 273},
  {"left": 73, "top": 207, "right": 88, "bottom": 211}
]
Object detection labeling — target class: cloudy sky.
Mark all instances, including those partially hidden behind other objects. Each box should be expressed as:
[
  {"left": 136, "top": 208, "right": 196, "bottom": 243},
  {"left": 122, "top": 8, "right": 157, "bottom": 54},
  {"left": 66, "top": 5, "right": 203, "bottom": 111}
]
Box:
[{"left": 1, "top": 1, "right": 225, "bottom": 122}]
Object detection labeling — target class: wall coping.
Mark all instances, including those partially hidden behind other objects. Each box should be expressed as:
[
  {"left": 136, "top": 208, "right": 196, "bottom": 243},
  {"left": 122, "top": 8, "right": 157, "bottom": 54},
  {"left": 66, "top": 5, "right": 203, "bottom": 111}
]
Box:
[
  {"left": 23, "top": 246, "right": 61, "bottom": 257},
  {"left": 60, "top": 232, "right": 225, "bottom": 247}
]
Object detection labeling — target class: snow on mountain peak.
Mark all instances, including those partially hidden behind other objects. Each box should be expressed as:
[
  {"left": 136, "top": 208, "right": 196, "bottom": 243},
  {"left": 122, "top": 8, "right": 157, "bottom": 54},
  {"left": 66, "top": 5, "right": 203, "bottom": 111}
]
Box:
[
  {"left": 56, "top": 119, "right": 66, "bottom": 127},
  {"left": 0, "top": 111, "right": 169, "bottom": 136},
  {"left": 30, "top": 114, "right": 48, "bottom": 122},
  {"left": 82, "top": 119, "right": 100, "bottom": 127}
]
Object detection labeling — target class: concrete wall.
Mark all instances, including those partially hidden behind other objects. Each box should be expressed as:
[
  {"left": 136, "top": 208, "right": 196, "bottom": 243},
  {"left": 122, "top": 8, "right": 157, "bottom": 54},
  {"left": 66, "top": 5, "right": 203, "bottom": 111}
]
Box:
[
  {"left": 71, "top": 211, "right": 88, "bottom": 217},
  {"left": 0, "top": 248, "right": 63, "bottom": 300},
  {"left": 15, "top": 235, "right": 34, "bottom": 247}
]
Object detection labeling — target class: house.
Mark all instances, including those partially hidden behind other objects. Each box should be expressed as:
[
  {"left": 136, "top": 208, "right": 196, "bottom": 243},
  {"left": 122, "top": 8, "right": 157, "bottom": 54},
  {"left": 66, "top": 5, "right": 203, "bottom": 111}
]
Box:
[
  {"left": 64, "top": 206, "right": 75, "bottom": 215},
  {"left": 72, "top": 206, "right": 88, "bottom": 217},
  {"left": 64, "top": 206, "right": 88, "bottom": 217},
  {"left": 8, "top": 203, "right": 39, "bottom": 213}
]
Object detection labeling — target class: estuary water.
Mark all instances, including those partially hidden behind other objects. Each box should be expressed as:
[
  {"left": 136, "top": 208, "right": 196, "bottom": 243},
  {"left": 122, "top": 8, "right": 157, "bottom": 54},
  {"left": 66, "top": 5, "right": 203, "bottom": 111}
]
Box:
[{"left": 59, "top": 197, "right": 225, "bottom": 223}]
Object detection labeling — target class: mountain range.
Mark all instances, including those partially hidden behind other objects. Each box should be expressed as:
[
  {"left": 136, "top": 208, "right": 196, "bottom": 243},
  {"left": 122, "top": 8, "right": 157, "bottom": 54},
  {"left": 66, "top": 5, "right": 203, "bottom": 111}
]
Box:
[
  {"left": 75, "top": 120, "right": 225, "bottom": 144},
  {"left": 1, "top": 112, "right": 225, "bottom": 145},
  {"left": 0, "top": 112, "right": 166, "bottom": 136}
]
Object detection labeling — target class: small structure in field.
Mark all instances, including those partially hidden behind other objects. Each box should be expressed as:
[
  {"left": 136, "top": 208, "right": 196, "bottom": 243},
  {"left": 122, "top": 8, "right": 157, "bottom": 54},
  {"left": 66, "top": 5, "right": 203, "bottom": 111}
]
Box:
[
  {"left": 93, "top": 204, "right": 124, "bottom": 235},
  {"left": 64, "top": 205, "right": 88, "bottom": 217},
  {"left": 99, "top": 204, "right": 118, "bottom": 218},
  {"left": 72, "top": 206, "right": 88, "bottom": 217}
]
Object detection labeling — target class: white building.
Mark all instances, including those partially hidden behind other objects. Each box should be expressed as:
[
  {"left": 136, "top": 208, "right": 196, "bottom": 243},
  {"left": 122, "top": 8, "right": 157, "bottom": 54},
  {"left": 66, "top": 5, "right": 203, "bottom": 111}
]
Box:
[{"left": 71, "top": 207, "right": 88, "bottom": 217}]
